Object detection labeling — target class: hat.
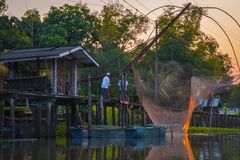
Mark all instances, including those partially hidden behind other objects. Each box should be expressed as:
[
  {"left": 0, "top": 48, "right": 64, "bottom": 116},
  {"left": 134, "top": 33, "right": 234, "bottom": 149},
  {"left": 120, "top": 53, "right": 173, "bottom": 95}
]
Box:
[{"left": 106, "top": 72, "right": 110, "bottom": 76}]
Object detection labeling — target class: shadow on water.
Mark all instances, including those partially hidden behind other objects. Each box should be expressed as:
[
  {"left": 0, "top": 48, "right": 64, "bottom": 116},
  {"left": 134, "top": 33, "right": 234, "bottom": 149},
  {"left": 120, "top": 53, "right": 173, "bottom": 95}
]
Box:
[{"left": 0, "top": 135, "right": 240, "bottom": 160}]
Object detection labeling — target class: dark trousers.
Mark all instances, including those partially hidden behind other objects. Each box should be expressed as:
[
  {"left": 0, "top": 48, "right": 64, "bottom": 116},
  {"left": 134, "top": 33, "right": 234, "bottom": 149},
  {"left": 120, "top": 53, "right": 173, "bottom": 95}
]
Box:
[{"left": 101, "top": 88, "right": 110, "bottom": 101}]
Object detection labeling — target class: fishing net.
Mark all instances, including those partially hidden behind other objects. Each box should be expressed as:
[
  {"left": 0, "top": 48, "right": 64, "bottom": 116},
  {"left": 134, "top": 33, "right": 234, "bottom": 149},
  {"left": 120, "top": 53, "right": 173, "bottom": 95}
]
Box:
[{"left": 133, "top": 60, "right": 237, "bottom": 134}]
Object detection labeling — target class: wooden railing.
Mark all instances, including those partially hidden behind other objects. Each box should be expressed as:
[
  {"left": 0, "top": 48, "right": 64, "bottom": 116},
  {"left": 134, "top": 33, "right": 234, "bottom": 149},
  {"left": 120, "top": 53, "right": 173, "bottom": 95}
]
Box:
[{"left": 5, "top": 76, "right": 49, "bottom": 92}]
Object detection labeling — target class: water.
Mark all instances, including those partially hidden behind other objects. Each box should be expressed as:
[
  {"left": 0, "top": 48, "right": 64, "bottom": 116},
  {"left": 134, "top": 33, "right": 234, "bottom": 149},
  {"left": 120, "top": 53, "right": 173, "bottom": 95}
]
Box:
[{"left": 0, "top": 135, "right": 239, "bottom": 160}]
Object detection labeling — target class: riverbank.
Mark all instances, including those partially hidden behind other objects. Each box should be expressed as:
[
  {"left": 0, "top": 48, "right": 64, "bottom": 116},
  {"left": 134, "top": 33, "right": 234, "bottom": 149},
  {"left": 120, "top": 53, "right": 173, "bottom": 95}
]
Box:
[
  {"left": 188, "top": 127, "right": 240, "bottom": 135},
  {"left": 57, "top": 122, "right": 240, "bottom": 137}
]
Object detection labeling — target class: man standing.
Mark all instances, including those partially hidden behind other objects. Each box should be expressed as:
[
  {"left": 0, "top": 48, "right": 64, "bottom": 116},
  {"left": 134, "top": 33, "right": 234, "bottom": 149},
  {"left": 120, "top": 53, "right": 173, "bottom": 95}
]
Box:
[{"left": 101, "top": 72, "right": 110, "bottom": 101}]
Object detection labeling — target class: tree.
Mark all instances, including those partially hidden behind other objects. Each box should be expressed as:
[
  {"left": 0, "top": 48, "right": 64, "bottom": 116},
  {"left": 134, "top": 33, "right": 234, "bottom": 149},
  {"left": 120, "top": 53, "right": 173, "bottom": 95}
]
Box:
[
  {"left": 42, "top": 3, "right": 99, "bottom": 47},
  {"left": 21, "top": 9, "right": 43, "bottom": 47},
  {"left": 97, "top": 4, "right": 149, "bottom": 51},
  {"left": 228, "top": 84, "right": 240, "bottom": 108},
  {"left": 0, "top": 0, "right": 7, "bottom": 15},
  {"left": 154, "top": 6, "right": 232, "bottom": 77},
  {"left": 0, "top": 15, "right": 31, "bottom": 51}
]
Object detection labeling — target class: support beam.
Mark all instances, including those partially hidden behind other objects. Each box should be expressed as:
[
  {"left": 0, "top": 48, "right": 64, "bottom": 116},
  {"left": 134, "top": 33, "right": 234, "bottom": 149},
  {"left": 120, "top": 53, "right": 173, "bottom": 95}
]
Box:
[
  {"left": 104, "top": 105, "right": 107, "bottom": 125},
  {"left": 70, "top": 59, "right": 78, "bottom": 96},
  {"left": 50, "top": 99, "right": 57, "bottom": 137},
  {"left": 97, "top": 97, "right": 103, "bottom": 125},
  {"left": 9, "top": 98, "right": 15, "bottom": 139},
  {"left": 34, "top": 102, "right": 42, "bottom": 139},
  {"left": 71, "top": 103, "right": 79, "bottom": 126},
  {"left": 131, "top": 107, "right": 134, "bottom": 126},
  {"left": 66, "top": 105, "right": 71, "bottom": 137},
  {"left": 46, "top": 101, "right": 51, "bottom": 138},
  {"left": 51, "top": 59, "right": 57, "bottom": 94},
  {"left": 88, "top": 75, "right": 92, "bottom": 130},
  {"left": 9, "top": 63, "right": 14, "bottom": 79},
  {"left": 36, "top": 59, "right": 41, "bottom": 76},
  {"left": 112, "top": 106, "right": 115, "bottom": 125},
  {"left": 0, "top": 99, "right": 5, "bottom": 138}
]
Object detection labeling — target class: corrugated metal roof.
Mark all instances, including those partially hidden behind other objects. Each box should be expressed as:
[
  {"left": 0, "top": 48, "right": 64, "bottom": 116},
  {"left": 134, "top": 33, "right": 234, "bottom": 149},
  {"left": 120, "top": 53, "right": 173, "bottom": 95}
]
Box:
[{"left": 0, "top": 46, "right": 99, "bottom": 67}]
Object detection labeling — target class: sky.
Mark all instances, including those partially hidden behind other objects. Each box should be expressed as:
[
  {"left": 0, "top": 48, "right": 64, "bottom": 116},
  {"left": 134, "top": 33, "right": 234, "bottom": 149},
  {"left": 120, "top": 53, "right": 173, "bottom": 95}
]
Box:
[{"left": 5, "top": 0, "right": 240, "bottom": 73}]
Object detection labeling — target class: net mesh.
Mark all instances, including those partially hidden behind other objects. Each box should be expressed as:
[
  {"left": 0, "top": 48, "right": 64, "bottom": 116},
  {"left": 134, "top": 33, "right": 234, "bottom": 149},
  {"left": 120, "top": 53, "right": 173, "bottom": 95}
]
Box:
[{"left": 133, "top": 60, "right": 237, "bottom": 134}]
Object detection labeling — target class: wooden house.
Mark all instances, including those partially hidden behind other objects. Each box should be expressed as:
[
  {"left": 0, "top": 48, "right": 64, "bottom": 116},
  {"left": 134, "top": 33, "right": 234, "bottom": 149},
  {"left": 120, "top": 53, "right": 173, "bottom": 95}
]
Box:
[{"left": 0, "top": 46, "right": 99, "bottom": 96}]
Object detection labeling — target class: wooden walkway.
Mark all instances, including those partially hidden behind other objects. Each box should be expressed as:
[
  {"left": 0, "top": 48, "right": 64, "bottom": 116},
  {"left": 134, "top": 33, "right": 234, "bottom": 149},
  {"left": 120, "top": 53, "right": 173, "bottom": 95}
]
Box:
[{"left": 0, "top": 89, "right": 149, "bottom": 139}]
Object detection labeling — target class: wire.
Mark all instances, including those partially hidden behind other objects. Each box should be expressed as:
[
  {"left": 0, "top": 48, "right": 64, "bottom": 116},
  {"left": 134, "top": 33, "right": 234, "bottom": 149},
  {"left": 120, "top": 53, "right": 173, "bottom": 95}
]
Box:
[
  {"left": 134, "top": 0, "right": 158, "bottom": 17},
  {"left": 122, "top": 0, "right": 154, "bottom": 21},
  {"left": 204, "top": 15, "right": 240, "bottom": 72},
  {"left": 99, "top": 0, "right": 108, "bottom": 5}
]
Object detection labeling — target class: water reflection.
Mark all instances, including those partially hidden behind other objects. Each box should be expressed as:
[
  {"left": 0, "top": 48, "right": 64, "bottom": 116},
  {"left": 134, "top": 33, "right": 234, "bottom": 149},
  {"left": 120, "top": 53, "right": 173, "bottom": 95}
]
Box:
[{"left": 0, "top": 135, "right": 240, "bottom": 160}]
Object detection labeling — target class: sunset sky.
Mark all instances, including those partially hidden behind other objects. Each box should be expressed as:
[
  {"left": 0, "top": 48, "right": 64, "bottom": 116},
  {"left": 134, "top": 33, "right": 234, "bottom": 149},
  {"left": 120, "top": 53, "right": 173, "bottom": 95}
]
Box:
[{"left": 5, "top": 0, "right": 240, "bottom": 73}]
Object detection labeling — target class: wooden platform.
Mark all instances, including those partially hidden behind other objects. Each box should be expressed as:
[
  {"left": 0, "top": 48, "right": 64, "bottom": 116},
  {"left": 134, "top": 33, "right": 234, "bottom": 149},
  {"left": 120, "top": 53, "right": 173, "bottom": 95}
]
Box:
[{"left": 70, "top": 125, "right": 166, "bottom": 139}]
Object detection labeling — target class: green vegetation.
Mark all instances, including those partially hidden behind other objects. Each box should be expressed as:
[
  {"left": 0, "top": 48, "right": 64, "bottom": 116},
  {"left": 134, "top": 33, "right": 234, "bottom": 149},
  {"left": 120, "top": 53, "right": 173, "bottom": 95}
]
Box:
[
  {"left": 188, "top": 127, "right": 240, "bottom": 135},
  {"left": 0, "top": 0, "right": 238, "bottom": 107},
  {"left": 57, "top": 122, "right": 66, "bottom": 137}
]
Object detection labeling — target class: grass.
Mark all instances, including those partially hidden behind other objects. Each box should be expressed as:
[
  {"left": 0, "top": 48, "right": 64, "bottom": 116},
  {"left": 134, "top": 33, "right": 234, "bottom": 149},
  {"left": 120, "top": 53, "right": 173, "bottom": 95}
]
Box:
[
  {"left": 188, "top": 127, "right": 240, "bottom": 135},
  {"left": 57, "top": 122, "right": 66, "bottom": 137}
]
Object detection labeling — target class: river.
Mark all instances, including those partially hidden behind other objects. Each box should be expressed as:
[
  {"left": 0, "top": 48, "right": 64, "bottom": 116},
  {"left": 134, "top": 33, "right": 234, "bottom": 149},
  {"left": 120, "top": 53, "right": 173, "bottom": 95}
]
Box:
[{"left": 0, "top": 135, "right": 239, "bottom": 160}]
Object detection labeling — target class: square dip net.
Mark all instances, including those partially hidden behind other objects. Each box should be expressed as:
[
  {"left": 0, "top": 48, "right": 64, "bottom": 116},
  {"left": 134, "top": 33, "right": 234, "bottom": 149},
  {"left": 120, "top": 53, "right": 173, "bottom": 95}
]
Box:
[{"left": 133, "top": 60, "right": 236, "bottom": 134}]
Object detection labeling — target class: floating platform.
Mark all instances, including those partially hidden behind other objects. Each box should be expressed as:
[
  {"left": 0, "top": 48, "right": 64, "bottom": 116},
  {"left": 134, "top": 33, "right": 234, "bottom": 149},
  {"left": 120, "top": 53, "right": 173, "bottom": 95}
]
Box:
[{"left": 70, "top": 125, "right": 166, "bottom": 139}]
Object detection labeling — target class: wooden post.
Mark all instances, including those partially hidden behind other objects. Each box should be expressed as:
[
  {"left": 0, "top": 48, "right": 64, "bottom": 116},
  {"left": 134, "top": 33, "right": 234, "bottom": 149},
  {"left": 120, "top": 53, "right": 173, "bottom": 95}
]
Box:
[
  {"left": 50, "top": 99, "right": 57, "bottom": 137},
  {"left": 118, "top": 104, "right": 121, "bottom": 126},
  {"left": 126, "top": 104, "right": 129, "bottom": 126},
  {"left": 209, "top": 103, "right": 214, "bottom": 128},
  {"left": 35, "top": 101, "right": 42, "bottom": 138},
  {"left": 71, "top": 104, "right": 79, "bottom": 126},
  {"left": 112, "top": 106, "right": 115, "bottom": 125},
  {"left": 9, "top": 98, "right": 15, "bottom": 139},
  {"left": 103, "top": 147, "right": 107, "bottom": 160},
  {"left": 87, "top": 146, "right": 92, "bottom": 160},
  {"left": 104, "top": 105, "right": 107, "bottom": 125},
  {"left": 112, "top": 146, "right": 115, "bottom": 160},
  {"left": 51, "top": 59, "right": 57, "bottom": 94},
  {"left": 96, "top": 148, "right": 102, "bottom": 160},
  {"left": 142, "top": 108, "right": 146, "bottom": 127},
  {"left": 46, "top": 101, "right": 51, "bottom": 138},
  {"left": 118, "top": 146, "right": 122, "bottom": 160},
  {"left": 70, "top": 59, "right": 78, "bottom": 96},
  {"left": 96, "top": 103, "right": 99, "bottom": 125},
  {"left": 131, "top": 107, "right": 134, "bottom": 126},
  {"left": 121, "top": 104, "right": 126, "bottom": 126},
  {"left": 154, "top": 20, "right": 159, "bottom": 104},
  {"left": 66, "top": 105, "right": 71, "bottom": 137},
  {"left": 0, "top": 99, "right": 4, "bottom": 138},
  {"left": 88, "top": 74, "right": 92, "bottom": 130},
  {"left": 36, "top": 59, "right": 40, "bottom": 76},
  {"left": 9, "top": 63, "right": 14, "bottom": 79},
  {"left": 97, "top": 97, "right": 103, "bottom": 125}
]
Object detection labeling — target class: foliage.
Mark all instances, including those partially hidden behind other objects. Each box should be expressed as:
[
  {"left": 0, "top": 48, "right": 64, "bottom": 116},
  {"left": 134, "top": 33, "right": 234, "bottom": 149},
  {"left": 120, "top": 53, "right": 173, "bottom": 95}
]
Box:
[
  {"left": 153, "top": 6, "right": 232, "bottom": 77},
  {"left": 228, "top": 84, "right": 240, "bottom": 108},
  {"left": 0, "top": 62, "right": 7, "bottom": 75},
  {"left": 97, "top": 4, "right": 149, "bottom": 50},
  {"left": 0, "top": 3, "right": 234, "bottom": 103},
  {"left": 0, "top": 16, "right": 31, "bottom": 51},
  {"left": 21, "top": 9, "right": 43, "bottom": 47},
  {"left": 0, "top": 0, "right": 7, "bottom": 15},
  {"left": 42, "top": 3, "right": 98, "bottom": 47},
  {"left": 56, "top": 122, "right": 66, "bottom": 137}
]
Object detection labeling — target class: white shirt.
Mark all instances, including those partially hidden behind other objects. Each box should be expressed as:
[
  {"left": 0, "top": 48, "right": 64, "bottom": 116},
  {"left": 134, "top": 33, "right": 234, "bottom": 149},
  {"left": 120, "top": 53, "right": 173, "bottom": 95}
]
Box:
[
  {"left": 118, "top": 79, "right": 128, "bottom": 91},
  {"left": 101, "top": 76, "right": 110, "bottom": 89}
]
